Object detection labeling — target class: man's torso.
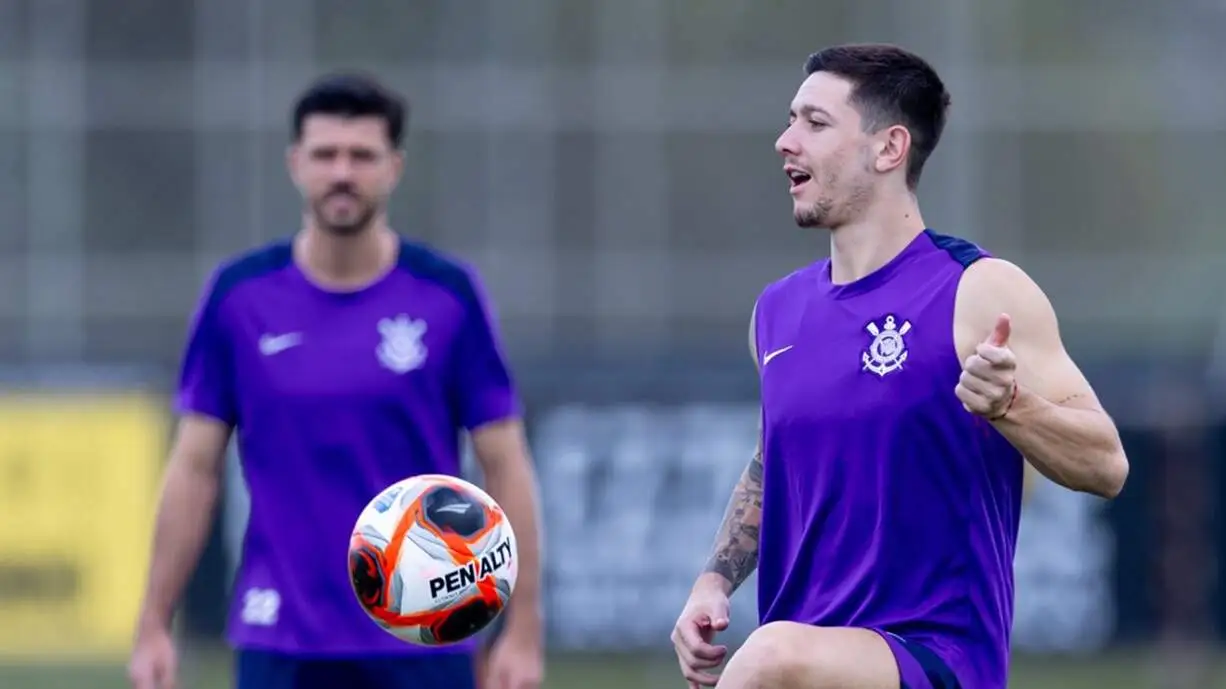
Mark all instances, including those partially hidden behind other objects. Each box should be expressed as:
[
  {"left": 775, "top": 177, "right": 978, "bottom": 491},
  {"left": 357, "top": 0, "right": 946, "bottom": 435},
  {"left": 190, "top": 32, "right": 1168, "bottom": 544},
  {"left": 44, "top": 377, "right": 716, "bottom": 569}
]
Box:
[
  {"left": 753, "top": 230, "right": 1024, "bottom": 688},
  {"left": 181, "top": 238, "right": 517, "bottom": 656}
]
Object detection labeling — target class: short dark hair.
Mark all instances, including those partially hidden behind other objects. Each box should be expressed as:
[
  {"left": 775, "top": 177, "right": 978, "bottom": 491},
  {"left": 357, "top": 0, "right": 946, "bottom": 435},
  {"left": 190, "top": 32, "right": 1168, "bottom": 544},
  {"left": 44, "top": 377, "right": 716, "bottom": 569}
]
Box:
[
  {"left": 291, "top": 72, "right": 408, "bottom": 147},
  {"left": 804, "top": 44, "right": 951, "bottom": 189}
]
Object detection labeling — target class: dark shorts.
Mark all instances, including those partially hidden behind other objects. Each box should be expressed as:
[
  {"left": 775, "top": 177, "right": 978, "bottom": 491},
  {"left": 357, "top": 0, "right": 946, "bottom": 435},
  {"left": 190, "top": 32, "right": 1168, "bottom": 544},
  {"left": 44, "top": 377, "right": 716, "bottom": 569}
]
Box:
[
  {"left": 235, "top": 649, "right": 477, "bottom": 689},
  {"left": 874, "top": 631, "right": 962, "bottom": 689}
]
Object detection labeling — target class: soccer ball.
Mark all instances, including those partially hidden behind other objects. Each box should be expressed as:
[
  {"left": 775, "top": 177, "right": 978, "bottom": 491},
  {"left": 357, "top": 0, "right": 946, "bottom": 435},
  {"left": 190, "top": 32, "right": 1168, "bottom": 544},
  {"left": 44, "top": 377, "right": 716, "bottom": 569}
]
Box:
[{"left": 348, "top": 474, "right": 518, "bottom": 646}]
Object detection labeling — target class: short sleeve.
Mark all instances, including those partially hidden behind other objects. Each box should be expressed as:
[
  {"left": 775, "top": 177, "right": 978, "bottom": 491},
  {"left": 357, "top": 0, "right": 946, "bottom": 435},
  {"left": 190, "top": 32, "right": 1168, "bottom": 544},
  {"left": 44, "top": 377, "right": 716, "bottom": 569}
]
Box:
[
  {"left": 453, "top": 270, "right": 520, "bottom": 430},
  {"left": 175, "top": 269, "right": 239, "bottom": 426}
]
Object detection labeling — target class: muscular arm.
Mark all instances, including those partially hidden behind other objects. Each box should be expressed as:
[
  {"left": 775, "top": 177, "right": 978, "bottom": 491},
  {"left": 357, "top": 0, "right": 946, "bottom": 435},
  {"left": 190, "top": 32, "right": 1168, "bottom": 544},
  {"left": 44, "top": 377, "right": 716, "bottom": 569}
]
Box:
[
  {"left": 471, "top": 418, "right": 544, "bottom": 640},
  {"left": 956, "top": 258, "right": 1129, "bottom": 498},
  {"left": 700, "top": 303, "right": 765, "bottom": 596},
  {"left": 703, "top": 439, "right": 765, "bottom": 595},
  {"left": 136, "top": 415, "right": 231, "bottom": 634}
]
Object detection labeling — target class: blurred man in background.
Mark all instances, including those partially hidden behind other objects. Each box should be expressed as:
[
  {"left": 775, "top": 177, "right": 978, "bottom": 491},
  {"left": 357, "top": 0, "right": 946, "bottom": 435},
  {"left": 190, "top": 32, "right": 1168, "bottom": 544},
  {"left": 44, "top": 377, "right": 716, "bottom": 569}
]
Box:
[
  {"left": 671, "top": 43, "right": 1128, "bottom": 688},
  {"left": 127, "top": 73, "right": 544, "bottom": 689}
]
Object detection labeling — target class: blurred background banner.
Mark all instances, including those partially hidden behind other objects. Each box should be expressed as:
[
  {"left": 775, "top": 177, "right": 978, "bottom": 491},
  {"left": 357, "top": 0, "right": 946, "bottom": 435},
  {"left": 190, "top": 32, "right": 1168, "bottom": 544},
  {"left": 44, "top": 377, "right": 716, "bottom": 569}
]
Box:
[
  {"left": 3, "top": 0, "right": 1226, "bottom": 686},
  {"left": 0, "top": 368, "right": 164, "bottom": 659}
]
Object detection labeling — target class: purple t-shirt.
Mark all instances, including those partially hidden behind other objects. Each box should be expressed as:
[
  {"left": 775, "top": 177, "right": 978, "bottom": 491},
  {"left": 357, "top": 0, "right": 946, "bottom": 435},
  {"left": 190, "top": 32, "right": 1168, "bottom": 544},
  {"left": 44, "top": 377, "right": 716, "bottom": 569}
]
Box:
[
  {"left": 753, "top": 230, "right": 1024, "bottom": 689},
  {"left": 176, "top": 238, "right": 520, "bottom": 656}
]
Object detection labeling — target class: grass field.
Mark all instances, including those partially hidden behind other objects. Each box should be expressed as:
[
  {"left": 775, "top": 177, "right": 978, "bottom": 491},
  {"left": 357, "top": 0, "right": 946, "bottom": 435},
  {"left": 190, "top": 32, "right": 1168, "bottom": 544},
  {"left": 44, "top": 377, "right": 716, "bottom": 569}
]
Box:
[{"left": 2, "top": 647, "right": 1225, "bottom": 689}]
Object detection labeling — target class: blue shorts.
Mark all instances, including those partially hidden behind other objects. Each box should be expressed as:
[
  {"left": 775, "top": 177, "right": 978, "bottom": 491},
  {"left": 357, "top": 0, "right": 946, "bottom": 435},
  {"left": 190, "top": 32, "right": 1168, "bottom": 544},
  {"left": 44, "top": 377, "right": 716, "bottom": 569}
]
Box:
[
  {"left": 235, "top": 649, "right": 477, "bottom": 689},
  {"left": 876, "top": 632, "right": 962, "bottom": 689}
]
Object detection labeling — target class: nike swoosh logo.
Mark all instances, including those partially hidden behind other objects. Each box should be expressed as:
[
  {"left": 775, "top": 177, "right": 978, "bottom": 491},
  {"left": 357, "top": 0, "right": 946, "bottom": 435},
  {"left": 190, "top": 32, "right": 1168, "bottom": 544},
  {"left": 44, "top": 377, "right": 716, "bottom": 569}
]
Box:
[
  {"left": 763, "top": 345, "right": 794, "bottom": 366},
  {"left": 259, "top": 333, "right": 302, "bottom": 356}
]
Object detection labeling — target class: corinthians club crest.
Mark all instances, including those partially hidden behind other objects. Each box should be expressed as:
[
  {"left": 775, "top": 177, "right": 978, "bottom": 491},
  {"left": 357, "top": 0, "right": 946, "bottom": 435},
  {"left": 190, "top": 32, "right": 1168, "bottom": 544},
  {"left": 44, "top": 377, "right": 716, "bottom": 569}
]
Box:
[
  {"left": 377, "top": 314, "right": 428, "bottom": 374},
  {"left": 862, "top": 314, "right": 911, "bottom": 377}
]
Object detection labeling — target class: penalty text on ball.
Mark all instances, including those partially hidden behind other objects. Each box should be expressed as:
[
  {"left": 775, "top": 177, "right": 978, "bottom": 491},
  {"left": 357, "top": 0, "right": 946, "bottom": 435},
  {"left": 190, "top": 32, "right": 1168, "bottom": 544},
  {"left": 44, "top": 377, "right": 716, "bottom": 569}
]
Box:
[{"left": 428, "top": 538, "right": 513, "bottom": 599}]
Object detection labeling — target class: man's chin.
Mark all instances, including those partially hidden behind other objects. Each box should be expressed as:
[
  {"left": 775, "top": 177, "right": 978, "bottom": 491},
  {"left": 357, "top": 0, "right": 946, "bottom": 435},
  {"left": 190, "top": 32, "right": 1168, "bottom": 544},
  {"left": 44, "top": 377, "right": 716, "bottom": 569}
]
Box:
[
  {"left": 793, "top": 205, "right": 823, "bottom": 229},
  {"left": 323, "top": 222, "right": 368, "bottom": 236},
  {"left": 316, "top": 208, "right": 375, "bottom": 235},
  {"left": 794, "top": 193, "right": 842, "bottom": 229}
]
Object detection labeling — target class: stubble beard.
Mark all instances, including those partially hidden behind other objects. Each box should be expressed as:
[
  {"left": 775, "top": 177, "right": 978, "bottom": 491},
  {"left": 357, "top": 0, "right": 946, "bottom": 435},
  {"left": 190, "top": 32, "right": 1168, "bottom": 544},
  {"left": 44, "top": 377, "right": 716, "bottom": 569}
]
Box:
[
  {"left": 794, "top": 199, "right": 836, "bottom": 229},
  {"left": 313, "top": 198, "right": 379, "bottom": 236}
]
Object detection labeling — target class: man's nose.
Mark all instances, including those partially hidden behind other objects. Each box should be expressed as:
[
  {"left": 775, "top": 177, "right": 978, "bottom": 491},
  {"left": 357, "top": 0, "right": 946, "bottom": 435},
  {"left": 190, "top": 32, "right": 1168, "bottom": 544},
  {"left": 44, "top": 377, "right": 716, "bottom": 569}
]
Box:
[
  {"left": 775, "top": 128, "right": 797, "bottom": 157},
  {"left": 328, "top": 154, "right": 357, "bottom": 179}
]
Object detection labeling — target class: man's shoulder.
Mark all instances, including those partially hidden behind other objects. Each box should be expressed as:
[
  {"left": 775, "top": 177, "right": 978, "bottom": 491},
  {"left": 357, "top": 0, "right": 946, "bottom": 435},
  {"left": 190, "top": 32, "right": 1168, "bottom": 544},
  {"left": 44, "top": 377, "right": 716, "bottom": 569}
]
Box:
[
  {"left": 923, "top": 229, "right": 992, "bottom": 268},
  {"left": 954, "top": 256, "right": 1054, "bottom": 352},
  {"left": 395, "top": 238, "right": 487, "bottom": 311},
  {"left": 750, "top": 261, "right": 822, "bottom": 337},
  {"left": 957, "top": 257, "right": 1041, "bottom": 309},
  {"left": 199, "top": 239, "right": 295, "bottom": 312},
  {"left": 756, "top": 260, "right": 826, "bottom": 308},
  {"left": 210, "top": 240, "right": 294, "bottom": 294}
]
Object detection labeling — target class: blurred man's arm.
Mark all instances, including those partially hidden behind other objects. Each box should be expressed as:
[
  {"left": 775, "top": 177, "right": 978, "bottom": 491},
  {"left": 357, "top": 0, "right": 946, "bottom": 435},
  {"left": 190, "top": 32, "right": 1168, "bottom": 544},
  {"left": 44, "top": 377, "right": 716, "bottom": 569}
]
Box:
[
  {"left": 455, "top": 267, "right": 545, "bottom": 688},
  {"left": 956, "top": 258, "right": 1129, "bottom": 499},
  {"left": 452, "top": 265, "right": 544, "bottom": 643},
  {"left": 138, "top": 265, "right": 239, "bottom": 636},
  {"left": 471, "top": 419, "right": 544, "bottom": 642},
  {"left": 135, "top": 415, "right": 231, "bottom": 635}
]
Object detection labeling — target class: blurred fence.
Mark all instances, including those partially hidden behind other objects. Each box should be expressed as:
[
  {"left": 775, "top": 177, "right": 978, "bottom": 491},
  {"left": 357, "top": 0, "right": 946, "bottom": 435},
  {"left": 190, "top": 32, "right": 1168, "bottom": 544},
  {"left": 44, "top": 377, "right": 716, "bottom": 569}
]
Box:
[{"left": 4, "top": 0, "right": 1226, "bottom": 366}]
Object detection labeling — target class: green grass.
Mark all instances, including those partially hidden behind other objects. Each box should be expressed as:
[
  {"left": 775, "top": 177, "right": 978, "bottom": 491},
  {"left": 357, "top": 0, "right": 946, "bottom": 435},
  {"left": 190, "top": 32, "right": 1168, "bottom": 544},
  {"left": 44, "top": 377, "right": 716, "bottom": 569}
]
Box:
[{"left": 2, "top": 647, "right": 1225, "bottom": 689}]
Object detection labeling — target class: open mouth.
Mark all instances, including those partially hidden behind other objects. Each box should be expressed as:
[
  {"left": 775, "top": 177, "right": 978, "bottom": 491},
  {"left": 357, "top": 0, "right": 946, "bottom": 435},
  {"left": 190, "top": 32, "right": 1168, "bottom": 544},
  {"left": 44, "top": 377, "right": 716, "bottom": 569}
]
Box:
[{"left": 785, "top": 167, "right": 812, "bottom": 192}]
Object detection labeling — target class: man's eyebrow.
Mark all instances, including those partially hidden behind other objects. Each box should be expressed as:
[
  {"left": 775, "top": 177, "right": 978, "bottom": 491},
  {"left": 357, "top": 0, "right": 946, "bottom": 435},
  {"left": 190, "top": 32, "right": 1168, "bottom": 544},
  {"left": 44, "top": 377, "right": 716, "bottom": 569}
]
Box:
[{"left": 791, "top": 104, "right": 835, "bottom": 120}]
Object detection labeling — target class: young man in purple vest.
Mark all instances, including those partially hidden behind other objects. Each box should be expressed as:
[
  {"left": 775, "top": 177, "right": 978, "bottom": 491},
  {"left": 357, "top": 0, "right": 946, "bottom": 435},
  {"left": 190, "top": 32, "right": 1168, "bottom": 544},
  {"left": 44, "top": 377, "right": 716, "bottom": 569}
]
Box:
[
  {"left": 128, "top": 73, "right": 544, "bottom": 689},
  {"left": 671, "top": 44, "right": 1129, "bottom": 689}
]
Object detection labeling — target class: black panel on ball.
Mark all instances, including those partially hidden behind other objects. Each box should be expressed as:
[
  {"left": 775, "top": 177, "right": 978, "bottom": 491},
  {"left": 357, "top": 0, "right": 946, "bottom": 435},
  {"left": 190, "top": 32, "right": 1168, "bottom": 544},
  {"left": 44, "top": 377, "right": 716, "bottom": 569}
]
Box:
[
  {"left": 421, "top": 485, "right": 488, "bottom": 538},
  {"left": 434, "top": 597, "right": 503, "bottom": 644},
  {"left": 349, "top": 543, "right": 387, "bottom": 610}
]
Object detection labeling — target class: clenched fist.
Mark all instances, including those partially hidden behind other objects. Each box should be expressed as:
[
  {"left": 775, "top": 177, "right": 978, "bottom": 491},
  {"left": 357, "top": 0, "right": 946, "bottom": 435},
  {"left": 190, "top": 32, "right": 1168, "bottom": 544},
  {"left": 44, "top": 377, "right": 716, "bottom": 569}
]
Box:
[{"left": 955, "top": 313, "right": 1018, "bottom": 420}]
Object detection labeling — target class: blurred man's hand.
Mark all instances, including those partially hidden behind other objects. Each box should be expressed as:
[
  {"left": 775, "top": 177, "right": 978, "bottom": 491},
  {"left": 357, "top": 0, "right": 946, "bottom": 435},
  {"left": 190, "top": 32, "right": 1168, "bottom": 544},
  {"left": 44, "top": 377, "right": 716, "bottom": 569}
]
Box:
[{"left": 128, "top": 626, "right": 178, "bottom": 689}]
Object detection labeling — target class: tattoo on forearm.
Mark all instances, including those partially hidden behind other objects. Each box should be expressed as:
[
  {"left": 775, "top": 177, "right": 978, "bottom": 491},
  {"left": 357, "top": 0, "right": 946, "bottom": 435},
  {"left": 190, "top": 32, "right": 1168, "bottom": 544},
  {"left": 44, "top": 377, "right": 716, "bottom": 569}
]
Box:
[
  {"left": 1054, "top": 393, "right": 1084, "bottom": 405},
  {"left": 704, "top": 448, "right": 765, "bottom": 591}
]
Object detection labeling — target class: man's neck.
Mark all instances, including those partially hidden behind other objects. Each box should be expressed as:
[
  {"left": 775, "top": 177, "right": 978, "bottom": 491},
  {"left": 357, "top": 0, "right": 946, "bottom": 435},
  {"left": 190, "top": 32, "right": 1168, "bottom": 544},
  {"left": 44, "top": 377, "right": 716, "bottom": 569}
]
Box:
[
  {"left": 828, "top": 195, "right": 927, "bottom": 285},
  {"left": 295, "top": 221, "right": 398, "bottom": 290}
]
